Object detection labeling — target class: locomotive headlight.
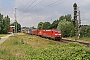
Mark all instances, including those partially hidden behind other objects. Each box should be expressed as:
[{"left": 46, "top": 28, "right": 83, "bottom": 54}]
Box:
[
  {"left": 59, "top": 34, "right": 61, "bottom": 35},
  {"left": 55, "top": 34, "right": 58, "bottom": 35}
]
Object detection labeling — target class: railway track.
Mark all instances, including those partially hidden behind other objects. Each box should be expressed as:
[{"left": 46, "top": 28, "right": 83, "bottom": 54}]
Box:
[{"left": 60, "top": 39, "right": 90, "bottom": 47}]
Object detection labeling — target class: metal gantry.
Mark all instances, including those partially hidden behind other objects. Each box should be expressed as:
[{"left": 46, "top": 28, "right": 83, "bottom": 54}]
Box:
[{"left": 73, "top": 3, "right": 81, "bottom": 39}]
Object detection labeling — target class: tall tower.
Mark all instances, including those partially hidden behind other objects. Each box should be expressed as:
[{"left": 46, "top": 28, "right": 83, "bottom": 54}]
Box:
[
  {"left": 73, "top": 3, "right": 78, "bottom": 27},
  {"left": 73, "top": 3, "right": 78, "bottom": 40}
]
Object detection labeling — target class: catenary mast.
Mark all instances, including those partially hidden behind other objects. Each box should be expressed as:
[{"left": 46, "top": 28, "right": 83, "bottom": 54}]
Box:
[{"left": 73, "top": 3, "right": 81, "bottom": 39}]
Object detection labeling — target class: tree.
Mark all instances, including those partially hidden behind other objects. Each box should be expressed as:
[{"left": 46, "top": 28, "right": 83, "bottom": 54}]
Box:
[
  {"left": 38, "top": 22, "right": 43, "bottom": 30},
  {"left": 59, "top": 14, "right": 72, "bottom": 22},
  {"left": 80, "top": 26, "right": 90, "bottom": 37},
  {"left": 30, "top": 26, "right": 36, "bottom": 29},
  {"left": 11, "top": 22, "right": 21, "bottom": 32},
  {"left": 42, "top": 22, "right": 51, "bottom": 29},
  {"left": 57, "top": 19, "right": 75, "bottom": 37},
  {"left": 65, "top": 14, "right": 72, "bottom": 22},
  {"left": 2, "top": 15, "right": 10, "bottom": 33},
  {"left": 0, "top": 14, "right": 10, "bottom": 34},
  {"left": 59, "top": 15, "right": 65, "bottom": 21},
  {"left": 0, "top": 14, "right": 3, "bottom": 33},
  {"left": 51, "top": 20, "right": 59, "bottom": 29}
]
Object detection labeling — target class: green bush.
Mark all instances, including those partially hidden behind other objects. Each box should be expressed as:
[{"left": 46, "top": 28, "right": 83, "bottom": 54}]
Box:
[
  {"left": 21, "top": 39, "right": 24, "bottom": 44},
  {"left": 80, "top": 26, "right": 90, "bottom": 37},
  {"left": 0, "top": 34, "right": 90, "bottom": 60},
  {"left": 21, "top": 42, "right": 90, "bottom": 60}
]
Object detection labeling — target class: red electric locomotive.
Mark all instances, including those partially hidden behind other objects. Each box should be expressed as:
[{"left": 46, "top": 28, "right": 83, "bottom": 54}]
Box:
[
  {"left": 52, "top": 29, "right": 62, "bottom": 40},
  {"left": 25, "top": 29, "right": 62, "bottom": 41},
  {"left": 42, "top": 29, "right": 62, "bottom": 41},
  {"left": 38, "top": 30, "right": 44, "bottom": 37}
]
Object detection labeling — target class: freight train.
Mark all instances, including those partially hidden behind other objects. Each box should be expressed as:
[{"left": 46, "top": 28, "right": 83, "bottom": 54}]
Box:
[{"left": 25, "top": 29, "right": 62, "bottom": 41}]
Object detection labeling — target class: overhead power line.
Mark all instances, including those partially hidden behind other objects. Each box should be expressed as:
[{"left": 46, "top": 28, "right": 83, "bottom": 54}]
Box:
[
  {"left": 18, "top": 0, "right": 31, "bottom": 14},
  {"left": 22, "top": 0, "right": 36, "bottom": 13},
  {"left": 28, "top": 0, "right": 60, "bottom": 16},
  {"left": 21, "top": 0, "right": 44, "bottom": 15},
  {"left": 30, "top": 0, "right": 44, "bottom": 9},
  {"left": 18, "top": 0, "right": 61, "bottom": 17},
  {"left": 25, "top": 0, "right": 32, "bottom": 7},
  {"left": 18, "top": 0, "right": 36, "bottom": 15},
  {"left": 17, "top": 0, "right": 44, "bottom": 17},
  {"left": 36, "top": 0, "right": 60, "bottom": 12},
  {"left": 23, "top": 0, "right": 31, "bottom": 10}
]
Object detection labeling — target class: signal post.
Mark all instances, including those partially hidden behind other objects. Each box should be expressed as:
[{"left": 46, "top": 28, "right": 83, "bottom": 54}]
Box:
[{"left": 73, "top": 3, "right": 81, "bottom": 40}]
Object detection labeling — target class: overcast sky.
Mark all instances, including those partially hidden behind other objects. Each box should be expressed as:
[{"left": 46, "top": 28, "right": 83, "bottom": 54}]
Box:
[{"left": 0, "top": 0, "right": 90, "bottom": 27}]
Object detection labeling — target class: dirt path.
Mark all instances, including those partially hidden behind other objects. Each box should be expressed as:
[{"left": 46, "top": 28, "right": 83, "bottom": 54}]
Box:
[{"left": 0, "top": 34, "right": 13, "bottom": 44}]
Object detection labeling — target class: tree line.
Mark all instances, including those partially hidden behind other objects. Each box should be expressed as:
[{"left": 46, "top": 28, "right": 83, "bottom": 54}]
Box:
[
  {"left": 80, "top": 25, "right": 90, "bottom": 37},
  {"left": 37, "top": 14, "right": 90, "bottom": 38},
  {"left": 37, "top": 14, "right": 74, "bottom": 37},
  {"left": 0, "top": 13, "right": 10, "bottom": 34},
  {"left": 0, "top": 13, "right": 21, "bottom": 34}
]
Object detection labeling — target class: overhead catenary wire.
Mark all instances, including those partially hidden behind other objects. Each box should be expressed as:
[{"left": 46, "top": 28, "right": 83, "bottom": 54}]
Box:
[
  {"left": 16, "top": 0, "right": 61, "bottom": 21},
  {"left": 18, "top": 0, "right": 60, "bottom": 16},
  {"left": 20, "top": 0, "right": 44, "bottom": 15},
  {"left": 21, "top": 0, "right": 31, "bottom": 12},
  {"left": 22, "top": 0, "right": 36, "bottom": 13},
  {"left": 17, "top": 0, "right": 37, "bottom": 17},
  {"left": 26, "top": 0, "right": 61, "bottom": 16},
  {"left": 35, "top": 0, "right": 60, "bottom": 12},
  {"left": 18, "top": 0, "right": 37, "bottom": 15},
  {"left": 18, "top": 0, "right": 31, "bottom": 15},
  {"left": 13, "top": 0, "right": 61, "bottom": 27},
  {"left": 30, "top": 0, "right": 44, "bottom": 9}
]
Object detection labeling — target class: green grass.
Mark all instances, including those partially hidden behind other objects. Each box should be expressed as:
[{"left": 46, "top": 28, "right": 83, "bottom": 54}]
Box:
[
  {"left": 0, "top": 34, "right": 9, "bottom": 37},
  {"left": 0, "top": 34, "right": 9, "bottom": 40},
  {"left": 65, "top": 37, "right": 90, "bottom": 42},
  {"left": 80, "top": 37, "right": 90, "bottom": 41},
  {"left": 0, "top": 33, "right": 90, "bottom": 60}
]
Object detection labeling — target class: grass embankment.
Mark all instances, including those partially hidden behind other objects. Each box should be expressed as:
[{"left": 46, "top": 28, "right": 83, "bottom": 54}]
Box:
[
  {"left": 0, "top": 34, "right": 9, "bottom": 40},
  {"left": 65, "top": 37, "right": 90, "bottom": 42},
  {"left": 0, "top": 33, "right": 90, "bottom": 60},
  {"left": 80, "top": 37, "right": 90, "bottom": 41},
  {"left": 0, "top": 34, "right": 9, "bottom": 37}
]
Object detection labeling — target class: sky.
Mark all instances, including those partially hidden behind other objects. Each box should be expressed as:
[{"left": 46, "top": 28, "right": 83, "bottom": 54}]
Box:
[{"left": 0, "top": 0, "right": 90, "bottom": 28}]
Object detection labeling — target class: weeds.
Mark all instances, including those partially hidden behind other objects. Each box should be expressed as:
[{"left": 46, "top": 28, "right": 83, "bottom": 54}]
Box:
[
  {"left": 0, "top": 33, "right": 90, "bottom": 60},
  {"left": 21, "top": 39, "right": 24, "bottom": 44}
]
